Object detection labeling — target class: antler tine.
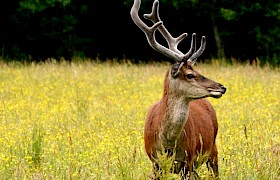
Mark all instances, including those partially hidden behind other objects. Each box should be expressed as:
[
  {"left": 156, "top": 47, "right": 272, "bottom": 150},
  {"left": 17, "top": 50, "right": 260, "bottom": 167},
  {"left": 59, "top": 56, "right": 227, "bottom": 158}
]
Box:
[
  {"left": 183, "top": 33, "right": 196, "bottom": 61},
  {"left": 130, "top": 0, "right": 184, "bottom": 62},
  {"left": 187, "top": 36, "right": 206, "bottom": 63},
  {"left": 144, "top": 0, "right": 187, "bottom": 57}
]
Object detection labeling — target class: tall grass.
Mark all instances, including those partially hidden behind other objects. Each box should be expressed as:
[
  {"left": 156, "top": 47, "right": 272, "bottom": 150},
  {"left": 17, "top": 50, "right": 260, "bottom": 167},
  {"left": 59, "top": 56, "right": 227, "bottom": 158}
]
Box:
[{"left": 0, "top": 60, "right": 279, "bottom": 179}]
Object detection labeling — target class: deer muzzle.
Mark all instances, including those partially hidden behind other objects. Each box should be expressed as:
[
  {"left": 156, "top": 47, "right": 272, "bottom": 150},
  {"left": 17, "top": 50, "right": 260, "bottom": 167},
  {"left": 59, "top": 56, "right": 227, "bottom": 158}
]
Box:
[{"left": 207, "top": 85, "right": 226, "bottom": 98}]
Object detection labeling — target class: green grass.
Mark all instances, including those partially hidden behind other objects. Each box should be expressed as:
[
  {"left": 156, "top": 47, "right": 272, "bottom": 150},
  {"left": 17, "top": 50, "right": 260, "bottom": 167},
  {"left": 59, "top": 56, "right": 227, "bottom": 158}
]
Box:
[{"left": 0, "top": 60, "right": 280, "bottom": 179}]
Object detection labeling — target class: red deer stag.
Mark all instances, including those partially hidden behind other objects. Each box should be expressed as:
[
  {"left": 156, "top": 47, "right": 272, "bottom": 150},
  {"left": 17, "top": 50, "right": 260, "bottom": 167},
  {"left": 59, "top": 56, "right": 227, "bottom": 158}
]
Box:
[{"left": 130, "top": 0, "right": 226, "bottom": 178}]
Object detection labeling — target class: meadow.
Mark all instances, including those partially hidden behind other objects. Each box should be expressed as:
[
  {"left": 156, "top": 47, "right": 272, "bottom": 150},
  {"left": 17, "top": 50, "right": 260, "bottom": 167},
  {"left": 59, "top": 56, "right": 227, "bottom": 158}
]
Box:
[{"left": 0, "top": 60, "right": 279, "bottom": 179}]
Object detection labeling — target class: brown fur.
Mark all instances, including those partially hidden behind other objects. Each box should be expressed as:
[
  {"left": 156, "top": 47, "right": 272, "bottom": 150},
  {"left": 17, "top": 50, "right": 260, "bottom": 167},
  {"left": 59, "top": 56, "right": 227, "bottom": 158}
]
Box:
[{"left": 144, "top": 67, "right": 221, "bottom": 178}]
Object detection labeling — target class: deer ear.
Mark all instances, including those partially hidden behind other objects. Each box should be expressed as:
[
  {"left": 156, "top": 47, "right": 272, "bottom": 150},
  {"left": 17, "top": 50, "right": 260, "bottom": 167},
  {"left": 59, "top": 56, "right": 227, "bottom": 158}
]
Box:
[{"left": 171, "top": 62, "right": 184, "bottom": 78}]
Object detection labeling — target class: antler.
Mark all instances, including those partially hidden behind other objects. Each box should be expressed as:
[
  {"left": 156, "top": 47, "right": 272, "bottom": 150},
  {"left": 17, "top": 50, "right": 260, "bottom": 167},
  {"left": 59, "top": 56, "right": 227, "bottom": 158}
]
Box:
[{"left": 130, "top": 0, "right": 206, "bottom": 63}]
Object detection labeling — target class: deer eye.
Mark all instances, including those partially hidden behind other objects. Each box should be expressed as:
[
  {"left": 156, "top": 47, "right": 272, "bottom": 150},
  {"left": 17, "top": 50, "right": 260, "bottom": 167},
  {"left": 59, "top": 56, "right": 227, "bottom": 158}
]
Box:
[{"left": 186, "top": 74, "right": 195, "bottom": 79}]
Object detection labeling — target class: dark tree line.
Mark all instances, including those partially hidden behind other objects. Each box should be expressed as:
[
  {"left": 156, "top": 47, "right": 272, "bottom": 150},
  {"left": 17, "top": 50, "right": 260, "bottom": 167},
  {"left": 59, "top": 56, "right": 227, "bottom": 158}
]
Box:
[{"left": 0, "top": 0, "right": 280, "bottom": 64}]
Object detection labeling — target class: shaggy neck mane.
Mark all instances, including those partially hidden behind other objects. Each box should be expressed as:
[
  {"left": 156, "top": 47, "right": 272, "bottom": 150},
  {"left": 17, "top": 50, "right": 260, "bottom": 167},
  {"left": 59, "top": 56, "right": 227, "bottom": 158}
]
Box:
[{"left": 158, "top": 70, "right": 190, "bottom": 148}]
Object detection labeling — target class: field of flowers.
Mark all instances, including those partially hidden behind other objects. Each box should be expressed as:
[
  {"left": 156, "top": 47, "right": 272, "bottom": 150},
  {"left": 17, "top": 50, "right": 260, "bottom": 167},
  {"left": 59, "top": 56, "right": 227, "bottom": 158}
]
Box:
[{"left": 0, "top": 60, "right": 279, "bottom": 179}]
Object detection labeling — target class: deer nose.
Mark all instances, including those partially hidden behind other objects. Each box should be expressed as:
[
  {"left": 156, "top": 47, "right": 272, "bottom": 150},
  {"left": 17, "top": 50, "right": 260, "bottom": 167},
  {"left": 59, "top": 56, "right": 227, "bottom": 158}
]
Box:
[{"left": 219, "top": 85, "right": 226, "bottom": 94}]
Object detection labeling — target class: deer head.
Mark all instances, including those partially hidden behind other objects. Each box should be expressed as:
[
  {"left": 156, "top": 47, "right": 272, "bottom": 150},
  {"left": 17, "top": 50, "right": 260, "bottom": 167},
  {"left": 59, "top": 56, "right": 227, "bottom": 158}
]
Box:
[{"left": 130, "top": 0, "right": 226, "bottom": 100}]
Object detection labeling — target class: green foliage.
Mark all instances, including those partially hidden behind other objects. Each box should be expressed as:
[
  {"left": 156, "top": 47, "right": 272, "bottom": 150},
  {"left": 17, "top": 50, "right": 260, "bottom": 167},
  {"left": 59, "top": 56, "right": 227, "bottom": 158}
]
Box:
[
  {"left": 30, "top": 125, "right": 44, "bottom": 169},
  {"left": 154, "top": 149, "right": 178, "bottom": 179},
  {"left": 2, "top": 0, "right": 280, "bottom": 64},
  {"left": 19, "top": 0, "right": 71, "bottom": 13},
  {"left": 220, "top": 8, "right": 237, "bottom": 21}
]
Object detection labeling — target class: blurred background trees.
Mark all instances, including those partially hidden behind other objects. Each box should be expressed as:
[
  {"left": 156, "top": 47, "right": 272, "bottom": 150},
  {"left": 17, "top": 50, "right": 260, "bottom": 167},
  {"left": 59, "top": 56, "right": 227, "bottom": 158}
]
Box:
[{"left": 0, "top": 0, "right": 280, "bottom": 64}]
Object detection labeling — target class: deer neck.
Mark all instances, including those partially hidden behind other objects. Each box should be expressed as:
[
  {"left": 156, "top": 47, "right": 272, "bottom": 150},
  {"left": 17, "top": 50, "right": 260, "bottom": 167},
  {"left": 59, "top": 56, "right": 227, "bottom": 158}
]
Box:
[{"left": 158, "top": 72, "right": 190, "bottom": 148}]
